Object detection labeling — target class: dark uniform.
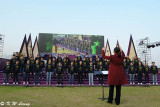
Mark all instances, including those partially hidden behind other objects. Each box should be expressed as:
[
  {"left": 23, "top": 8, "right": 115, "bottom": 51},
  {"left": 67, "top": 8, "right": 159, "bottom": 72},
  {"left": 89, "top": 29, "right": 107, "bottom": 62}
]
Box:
[
  {"left": 13, "top": 64, "right": 20, "bottom": 83},
  {"left": 56, "top": 65, "right": 63, "bottom": 85},
  {"left": 34, "top": 64, "right": 40, "bottom": 84},
  {"left": 78, "top": 64, "right": 83, "bottom": 85},
  {"left": 3, "top": 64, "right": 11, "bottom": 83},
  {"left": 136, "top": 65, "right": 144, "bottom": 83},
  {"left": 144, "top": 66, "right": 150, "bottom": 84},
  {"left": 24, "top": 64, "right": 31, "bottom": 83}
]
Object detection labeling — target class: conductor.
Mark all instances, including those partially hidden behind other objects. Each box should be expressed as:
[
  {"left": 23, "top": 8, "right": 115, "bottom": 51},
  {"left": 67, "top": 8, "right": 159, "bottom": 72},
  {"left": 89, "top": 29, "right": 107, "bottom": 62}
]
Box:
[{"left": 102, "top": 46, "right": 128, "bottom": 105}]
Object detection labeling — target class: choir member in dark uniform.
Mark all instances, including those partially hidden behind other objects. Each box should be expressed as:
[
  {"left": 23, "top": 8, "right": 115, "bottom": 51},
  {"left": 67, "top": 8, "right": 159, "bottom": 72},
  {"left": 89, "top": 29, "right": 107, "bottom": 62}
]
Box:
[
  {"left": 47, "top": 54, "right": 52, "bottom": 64},
  {"left": 103, "top": 59, "right": 109, "bottom": 71},
  {"left": 74, "top": 58, "right": 78, "bottom": 80},
  {"left": 123, "top": 59, "right": 128, "bottom": 77},
  {"left": 144, "top": 63, "right": 150, "bottom": 84},
  {"left": 52, "top": 57, "right": 57, "bottom": 79},
  {"left": 88, "top": 62, "right": 94, "bottom": 85},
  {"left": 85, "top": 53, "right": 90, "bottom": 65},
  {"left": 98, "top": 62, "right": 104, "bottom": 85},
  {"left": 10, "top": 55, "right": 17, "bottom": 78},
  {"left": 77, "top": 53, "right": 82, "bottom": 63},
  {"left": 137, "top": 62, "right": 144, "bottom": 85},
  {"left": 68, "top": 61, "right": 75, "bottom": 85},
  {"left": 150, "top": 62, "right": 158, "bottom": 84},
  {"left": 65, "top": 55, "right": 71, "bottom": 66},
  {"left": 23, "top": 60, "right": 31, "bottom": 85},
  {"left": 15, "top": 52, "right": 20, "bottom": 61},
  {"left": 13, "top": 61, "right": 20, "bottom": 84},
  {"left": 128, "top": 62, "right": 136, "bottom": 84},
  {"left": 39, "top": 57, "right": 45, "bottom": 79},
  {"left": 56, "top": 62, "right": 63, "bottom": 85},
  {"left": 19, "top": 55, "right": 26, "bottom": 79},
  {"left": 46, "top": 60, "right": 53, "bottom": 85},
  {"left": 57, "top": 54, "right": 62, "bottom": 63},
  {"left": 126, "top": 55, "right": 130, "bottom": 67},
  {"left": 35, "top": 54, "right": 41, "bottom": 62},
  {"left": 63, "top": 58, "right": 68, "bottom": 79},
  {"left": 3, "top": 61, "right": 11, "bottom": 85},
  {"left": 83, "top": 58, "right": 88, "bottom": 79},
  {"left": 29, "top": 56, "right": 35, "bottom": 78},
  {"left": 78, "top": 61, "right": 83, "bottom": 85},
  {"left": 34, "top": 60, "right": 40, "bottom": 85}
]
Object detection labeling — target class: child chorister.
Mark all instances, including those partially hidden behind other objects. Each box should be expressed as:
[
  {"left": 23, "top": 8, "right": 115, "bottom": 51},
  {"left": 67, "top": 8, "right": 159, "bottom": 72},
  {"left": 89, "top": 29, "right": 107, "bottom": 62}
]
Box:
[
  {"left": 85, "top": 53, "right": 90, "bottom": 65},
  {"left": 128, "top": 62, "right": 135, "bottom": 84},
  {"left": 63, "top": 58, "right": 68, "bottom": 79},
  {"left": 144, "top": 63, "right": 150, "bottom": 84},
  {"left": 39, "top": 57, "right": 45, "bottom": 79},
  {"left": 29, "top": 57, "right": 35, "bottom": 78},
  {"left": 83, "top": 58, "right": 88, "bottom": 79},
  {"left": 123, "top": 59, "right": 128, "bottom": 77},
  {"left": 34, "top": 60, "right": 40, "bottom": 85},
  {"left": 78, "top": 61, "right": 83, "bottom": 85},
  {"left": 13, "top": 61, "right": 20, "bottom": 84},
  {"left": 98, "top": 62, "right": 104, "bottom": 85},
  {"left": 150, "top": 62, "right": 158, "bottom": 85},
  {"left": 74, "top": 58, "right": 78, "bottom": 80},
  {"left": 68, "top": 62, "right": 75, "bottom": 85},
  {"left": 19, "top": 55, "right": 26, "bottom": 78},
  {"left": 10, "top": 55, "right": 17, "bottom": 78},
  {"left": 52, "top": 57, "right": 57, "bottom": 79},
  {"left": 3, "top": 61, "right": 11, "bottom": 85},
  {"left": 137, "top": 62, "right": 144, "bottom": 85},
  {"left": 77, "top": 53, "right": 82, "bottom": 63},
  {"left": 57, "top": 54, "right": 62, "bottom": 63},
  {"left": 103, "top": 59, "right": 109, "bottom": 71},
  {"left": 46, "top": 60, "right": 53, "bottom": 85},
  {"left": 56, "top": 62, "right": 63, "bottom": 85},
  {"left": 88, "top": 62, "right": 94, "bottom": 85},
  {"left": 23, "top": 60, "right": 31, "bottom": 85}
]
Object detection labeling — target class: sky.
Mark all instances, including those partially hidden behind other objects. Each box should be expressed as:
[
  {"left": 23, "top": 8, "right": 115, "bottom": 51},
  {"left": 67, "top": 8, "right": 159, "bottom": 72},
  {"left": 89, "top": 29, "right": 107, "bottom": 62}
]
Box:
[{"left": 0, "top": 0, "right": 160, "bottom": 66}]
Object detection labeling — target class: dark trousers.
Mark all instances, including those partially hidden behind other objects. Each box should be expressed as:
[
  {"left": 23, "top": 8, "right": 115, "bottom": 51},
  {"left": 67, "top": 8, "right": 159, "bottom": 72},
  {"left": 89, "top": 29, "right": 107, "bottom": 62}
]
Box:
[
  {"left": 83, "top": 69, "right": 87, "bottom": 79},
  {"left": 138, "top": 73, "right": 142, "bottom": 83},
  {"left": 145, "top": 74, "right": 149, "bottom": 83},
  {"left": 24, "top": 72, "right": 30, "bottom": 82},
  {"left": 3, "top": 73, "right": 9, "bottom": 83},
  {"left": 40, "top": 68, "right": 44, "bottom": 78},
  {"left": 78, "top": 73, "right": 83, "bottom": 84},
  {"left": 13, "top": 73, "right": 19, "bottom": 83},
  {"left": 57, "top": 74, "right": 62, "bottom": 84},
  {"left": 108, "top": 85, "right": 121, "bottom": 104},
  {"left": 34, "top": 72, "right": 40, "bottom": 84}
]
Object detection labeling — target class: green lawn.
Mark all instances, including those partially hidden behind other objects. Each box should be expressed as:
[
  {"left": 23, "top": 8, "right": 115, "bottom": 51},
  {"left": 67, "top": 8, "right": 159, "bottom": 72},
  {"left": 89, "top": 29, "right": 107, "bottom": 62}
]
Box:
[{"left": 0, "top": 86, "right": 160, "bottom": 107}]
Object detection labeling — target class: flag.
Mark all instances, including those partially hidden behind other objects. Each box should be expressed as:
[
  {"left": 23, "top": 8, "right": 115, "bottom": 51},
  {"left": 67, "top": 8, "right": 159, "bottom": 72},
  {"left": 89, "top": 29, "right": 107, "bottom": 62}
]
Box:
[
  {"left": 127, "top": 35, "right": 137, "bottom": 59},
  {"left": 27, "top": 33, "right": 33, "bottom": 57},
  {"left": 19, "top": 34, "right": 28, "bottom": 57},
  {"left": 105, "top": 39, "right": 111, "bottom": 56},
  {"left": 33, "top": 36, "right": 39, "bottom": 59}
]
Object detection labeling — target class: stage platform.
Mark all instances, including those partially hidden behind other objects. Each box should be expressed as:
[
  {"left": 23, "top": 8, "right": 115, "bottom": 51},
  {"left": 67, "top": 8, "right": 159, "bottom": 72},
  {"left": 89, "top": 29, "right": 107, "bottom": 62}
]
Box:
[{"left": 0, "top": 71, "right": 160, "bottom": 86}]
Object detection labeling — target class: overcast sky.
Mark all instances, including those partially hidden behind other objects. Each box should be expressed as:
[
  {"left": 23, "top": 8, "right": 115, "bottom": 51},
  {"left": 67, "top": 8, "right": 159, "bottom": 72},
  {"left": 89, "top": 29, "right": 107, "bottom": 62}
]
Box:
[{"left": 0, "top": 0, "right": 160, "bottom": 66}]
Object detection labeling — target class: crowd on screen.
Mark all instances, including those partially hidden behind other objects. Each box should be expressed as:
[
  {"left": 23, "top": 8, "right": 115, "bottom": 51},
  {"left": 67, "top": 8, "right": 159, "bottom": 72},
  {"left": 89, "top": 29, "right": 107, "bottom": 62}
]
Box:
[{"left": 3, "top": 52, "right": 159, "bottom": 85}]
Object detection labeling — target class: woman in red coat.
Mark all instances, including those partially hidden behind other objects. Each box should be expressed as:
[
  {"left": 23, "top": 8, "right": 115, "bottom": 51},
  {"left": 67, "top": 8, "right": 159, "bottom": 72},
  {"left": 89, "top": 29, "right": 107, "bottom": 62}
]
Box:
[{"left": 102, "top": 47, "right": 128, "bottom": 105}]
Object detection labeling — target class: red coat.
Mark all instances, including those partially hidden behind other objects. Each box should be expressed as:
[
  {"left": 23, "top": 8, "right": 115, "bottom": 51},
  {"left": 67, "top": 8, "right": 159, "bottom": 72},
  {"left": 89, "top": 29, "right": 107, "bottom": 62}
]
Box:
[{"left": 102, "top": 50, "right": 128, "bottom": 85}]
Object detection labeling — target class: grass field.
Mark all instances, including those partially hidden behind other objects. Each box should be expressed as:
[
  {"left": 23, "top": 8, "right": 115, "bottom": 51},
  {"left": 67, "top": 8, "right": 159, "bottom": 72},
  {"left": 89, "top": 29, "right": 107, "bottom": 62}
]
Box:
[{"left": 0, "top": 86, "right": 160, "bottom": 107}]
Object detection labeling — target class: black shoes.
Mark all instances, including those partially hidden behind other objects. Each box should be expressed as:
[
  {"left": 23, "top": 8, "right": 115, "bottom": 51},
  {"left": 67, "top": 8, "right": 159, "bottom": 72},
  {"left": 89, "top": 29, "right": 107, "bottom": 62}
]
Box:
[{"left": 107, "top": 100, "right": 120, "bottom": 105}]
